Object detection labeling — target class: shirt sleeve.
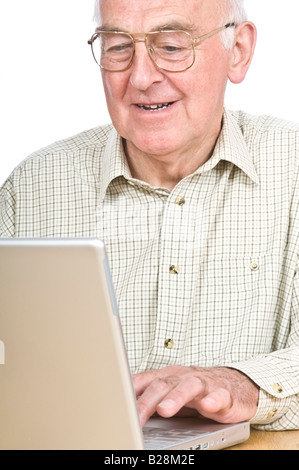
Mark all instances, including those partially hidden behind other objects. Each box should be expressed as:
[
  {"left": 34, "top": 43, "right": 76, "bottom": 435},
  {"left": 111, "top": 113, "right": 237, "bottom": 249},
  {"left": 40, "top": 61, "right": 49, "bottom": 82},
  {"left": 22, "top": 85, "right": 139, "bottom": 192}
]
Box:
[
  {"left": 0, "top": 177, "right": 16, "bottom": 237},
  {"left": 228, "top": 348, "right": 299, "bottom": 430},
  {"left": 227, "top": 262, "right": 299, "bottom": 430}
]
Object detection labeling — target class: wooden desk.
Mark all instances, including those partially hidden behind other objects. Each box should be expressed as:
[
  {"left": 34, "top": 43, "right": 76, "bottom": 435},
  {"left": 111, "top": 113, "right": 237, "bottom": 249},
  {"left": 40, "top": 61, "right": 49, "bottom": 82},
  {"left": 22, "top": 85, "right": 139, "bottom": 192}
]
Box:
[{"left": 227, "top": 429, "right": 299, "bottom": 450}]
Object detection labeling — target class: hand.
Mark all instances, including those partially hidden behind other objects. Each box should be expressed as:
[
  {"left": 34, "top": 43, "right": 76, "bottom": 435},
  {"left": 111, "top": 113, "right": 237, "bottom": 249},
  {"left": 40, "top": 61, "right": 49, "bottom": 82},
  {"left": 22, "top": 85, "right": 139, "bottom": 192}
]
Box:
[{"left": 133, "top": 366, "right": 259, "bottom": 427}]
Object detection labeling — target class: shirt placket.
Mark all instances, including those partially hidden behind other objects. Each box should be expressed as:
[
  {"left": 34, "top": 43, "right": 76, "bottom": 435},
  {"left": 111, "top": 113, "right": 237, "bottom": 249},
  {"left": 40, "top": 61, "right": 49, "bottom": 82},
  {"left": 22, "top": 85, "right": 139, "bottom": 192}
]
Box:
[{"left": 146, "top": 180, "right": 203, "bottom": 369}]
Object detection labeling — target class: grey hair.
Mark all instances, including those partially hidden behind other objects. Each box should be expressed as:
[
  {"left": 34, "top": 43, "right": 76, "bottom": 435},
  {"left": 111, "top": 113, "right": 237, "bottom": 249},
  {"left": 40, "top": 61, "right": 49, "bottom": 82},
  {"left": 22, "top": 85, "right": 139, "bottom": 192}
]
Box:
[
  {"left": 220, "top": 0, "right": 248, "bottom": 49},
  {"left": 93, "top": 0, "right": 100, "bottom": 26},
  {"left": 93, "top": 0, "right": 247, "bottom": 49}
]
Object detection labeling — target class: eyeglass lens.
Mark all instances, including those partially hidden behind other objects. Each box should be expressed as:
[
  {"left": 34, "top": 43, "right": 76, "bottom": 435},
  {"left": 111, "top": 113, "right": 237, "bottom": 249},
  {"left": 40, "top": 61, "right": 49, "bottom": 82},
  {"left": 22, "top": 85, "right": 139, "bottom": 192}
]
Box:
[{"left": 92, "top": 31, "right": 194, "bottom": 71}]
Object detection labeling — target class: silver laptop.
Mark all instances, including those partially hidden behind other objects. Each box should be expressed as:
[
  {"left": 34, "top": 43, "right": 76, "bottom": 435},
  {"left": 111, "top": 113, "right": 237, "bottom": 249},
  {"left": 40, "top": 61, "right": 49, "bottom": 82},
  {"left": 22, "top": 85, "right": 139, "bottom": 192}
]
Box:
[{"left": 0, "top": 238, "right": 250, "bottom": 450}]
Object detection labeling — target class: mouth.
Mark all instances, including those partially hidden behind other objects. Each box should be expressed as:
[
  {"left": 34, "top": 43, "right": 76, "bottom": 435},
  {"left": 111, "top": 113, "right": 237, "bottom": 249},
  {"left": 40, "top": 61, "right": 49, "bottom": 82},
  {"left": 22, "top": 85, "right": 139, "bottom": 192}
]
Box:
[{"left": 136, "top": 102, "right": 175, "bottom": 112}]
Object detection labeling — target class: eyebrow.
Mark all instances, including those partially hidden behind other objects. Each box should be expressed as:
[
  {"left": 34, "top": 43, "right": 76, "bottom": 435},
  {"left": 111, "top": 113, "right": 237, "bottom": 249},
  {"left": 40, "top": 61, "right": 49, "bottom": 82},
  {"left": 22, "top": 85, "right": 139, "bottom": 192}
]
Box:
[
  {"left": 152, "top": 21, "right": 197, "bottom": 33},
  {"left": 97, "top": 21, "right": 197, "bottom": 34}
]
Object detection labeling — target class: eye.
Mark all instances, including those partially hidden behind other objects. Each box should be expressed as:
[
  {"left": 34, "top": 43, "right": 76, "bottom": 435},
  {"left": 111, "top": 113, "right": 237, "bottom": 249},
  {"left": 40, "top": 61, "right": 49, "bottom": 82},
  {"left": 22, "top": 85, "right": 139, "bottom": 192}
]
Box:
[
  {"left": 100, "top": 33, "right": 133, "bottom": 55},
  {"left": 163, "top": 45, "right": 182, "bottom": 53},
  {"left": 149, "top": 32, "right": 191, "bottom": 59},
  {"left": 107, "top": 43, "right": 132, "bottom": 53}
]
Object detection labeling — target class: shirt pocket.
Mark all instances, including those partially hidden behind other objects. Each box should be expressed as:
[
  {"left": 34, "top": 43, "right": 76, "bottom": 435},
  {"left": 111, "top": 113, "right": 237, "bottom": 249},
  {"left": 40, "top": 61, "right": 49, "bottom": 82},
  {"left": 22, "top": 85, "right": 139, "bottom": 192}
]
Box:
[
  {"left": 192, "top": 254, "right": 282, "bottom": 363},
  {"left": 198, "top": 256, "right": 262, "bottom": 295}
]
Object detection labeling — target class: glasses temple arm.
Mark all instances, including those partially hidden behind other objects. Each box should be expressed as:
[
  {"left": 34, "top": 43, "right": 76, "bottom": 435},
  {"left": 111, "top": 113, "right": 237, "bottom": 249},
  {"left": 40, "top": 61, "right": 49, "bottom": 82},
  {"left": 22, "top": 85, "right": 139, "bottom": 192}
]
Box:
[{"left": 193, "top": 23, "right": 236, "bottom": 45}]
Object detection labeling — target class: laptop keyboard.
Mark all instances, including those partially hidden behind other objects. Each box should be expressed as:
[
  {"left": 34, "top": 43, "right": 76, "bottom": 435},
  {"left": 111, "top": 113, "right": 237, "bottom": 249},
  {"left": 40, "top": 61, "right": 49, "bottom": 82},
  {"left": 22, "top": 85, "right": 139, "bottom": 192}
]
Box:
[{"left": 143, "top": 426, "right": 206, "bottom": 450}]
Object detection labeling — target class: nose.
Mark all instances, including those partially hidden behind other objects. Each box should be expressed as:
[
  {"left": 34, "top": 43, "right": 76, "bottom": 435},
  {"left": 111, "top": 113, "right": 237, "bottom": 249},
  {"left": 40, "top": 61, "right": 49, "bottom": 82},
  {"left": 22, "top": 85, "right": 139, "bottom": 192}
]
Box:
[{"left": 129, "top": 42, "right": 165, "bottom": 91}]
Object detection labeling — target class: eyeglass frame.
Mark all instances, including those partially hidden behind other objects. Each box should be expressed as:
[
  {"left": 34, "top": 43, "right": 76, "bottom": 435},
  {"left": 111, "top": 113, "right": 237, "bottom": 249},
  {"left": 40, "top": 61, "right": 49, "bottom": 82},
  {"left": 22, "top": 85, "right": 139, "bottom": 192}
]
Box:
[{"left": 88, "top": 23, "right": 236, "bottom": 73}]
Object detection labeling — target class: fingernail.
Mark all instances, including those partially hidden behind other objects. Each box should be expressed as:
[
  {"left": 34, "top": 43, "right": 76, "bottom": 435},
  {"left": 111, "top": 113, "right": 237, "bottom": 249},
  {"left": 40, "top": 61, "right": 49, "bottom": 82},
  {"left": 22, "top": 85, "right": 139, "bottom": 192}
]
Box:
[
  {"left": 158, "top": 398, "right": 176, "bottom": 409},
  {"left": 205, "top": 396, "right": 216, "bottom": 404},
  {"left": 203, "top": 397, "right": 217, "bottom": 409}
]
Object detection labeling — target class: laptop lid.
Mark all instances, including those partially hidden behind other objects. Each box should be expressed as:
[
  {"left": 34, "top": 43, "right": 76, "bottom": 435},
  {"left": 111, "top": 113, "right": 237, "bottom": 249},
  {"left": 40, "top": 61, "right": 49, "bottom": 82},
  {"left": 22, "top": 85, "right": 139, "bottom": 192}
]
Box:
[
  {"left": 0, "top": 238, "right": 250, "bottom": 450},
  {"left": 0, "top": 238, "right": 144, "bottom": 450}
]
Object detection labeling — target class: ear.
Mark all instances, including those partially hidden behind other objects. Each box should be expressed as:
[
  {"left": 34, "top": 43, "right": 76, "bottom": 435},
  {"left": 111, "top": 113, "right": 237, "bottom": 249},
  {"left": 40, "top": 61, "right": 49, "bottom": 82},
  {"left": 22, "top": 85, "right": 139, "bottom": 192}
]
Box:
[{"left": 228, "top": 22, "right": 257, "bottom": 84}]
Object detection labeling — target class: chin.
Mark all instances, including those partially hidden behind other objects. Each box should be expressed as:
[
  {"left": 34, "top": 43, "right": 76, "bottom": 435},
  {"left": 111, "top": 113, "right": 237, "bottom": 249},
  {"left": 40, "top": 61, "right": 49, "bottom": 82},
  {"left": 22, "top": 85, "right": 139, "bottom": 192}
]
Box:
[{"left": 127, "top": 131, "right": 181, "bottom": 157}]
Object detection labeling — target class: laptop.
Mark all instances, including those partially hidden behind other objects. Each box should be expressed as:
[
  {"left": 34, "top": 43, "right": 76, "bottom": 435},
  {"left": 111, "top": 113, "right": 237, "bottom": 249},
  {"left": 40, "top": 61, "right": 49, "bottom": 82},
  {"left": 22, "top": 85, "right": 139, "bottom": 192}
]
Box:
[{"left": 0, "top": 238, "right": 250, "bottom": 450}]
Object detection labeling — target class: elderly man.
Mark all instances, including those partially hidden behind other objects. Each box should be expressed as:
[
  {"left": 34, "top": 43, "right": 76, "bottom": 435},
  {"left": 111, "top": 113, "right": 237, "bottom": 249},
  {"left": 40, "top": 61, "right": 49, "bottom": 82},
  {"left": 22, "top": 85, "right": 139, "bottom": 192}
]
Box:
[{"left": 0, "top": 0, "right": 298, "bottom": 432}]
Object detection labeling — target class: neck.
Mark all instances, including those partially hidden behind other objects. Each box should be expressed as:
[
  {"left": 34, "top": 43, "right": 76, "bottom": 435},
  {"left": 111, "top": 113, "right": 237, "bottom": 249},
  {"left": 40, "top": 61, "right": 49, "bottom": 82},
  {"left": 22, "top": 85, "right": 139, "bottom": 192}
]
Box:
[{"left": 123, "top": 127, "right": 221, "bottom": 191}]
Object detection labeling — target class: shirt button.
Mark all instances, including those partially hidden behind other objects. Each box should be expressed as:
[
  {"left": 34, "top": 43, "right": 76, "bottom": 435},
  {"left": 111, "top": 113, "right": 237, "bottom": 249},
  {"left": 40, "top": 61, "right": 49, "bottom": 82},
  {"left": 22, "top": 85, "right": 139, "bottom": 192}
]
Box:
[
  {"left": 250, "top": 261, "right": 259, "bottom": 271},
  {"left": 169, "top": 265, "right": 180, "bottom": 275},
  {"left": 273, "top": 383, "right": 283, "bottom": 394},
  {"left": 164, "top": 339, "right": 174, "bottom": 349},
  {"left": 267, "top": 409, "right": 278, "bottom": 419},
  {"left": 175, "top": 197, "right": 186, "bottom": 206}
]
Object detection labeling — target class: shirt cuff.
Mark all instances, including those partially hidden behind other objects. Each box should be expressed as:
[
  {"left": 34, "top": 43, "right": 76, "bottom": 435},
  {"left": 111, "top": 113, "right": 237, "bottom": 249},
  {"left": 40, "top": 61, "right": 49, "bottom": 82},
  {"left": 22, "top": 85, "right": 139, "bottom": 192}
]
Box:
[
  {"left": 226, "top": 354, "right": 295, "bottom": 425},
  {"left": 250, "top": 388, "right": 292, "bottom": 425}
]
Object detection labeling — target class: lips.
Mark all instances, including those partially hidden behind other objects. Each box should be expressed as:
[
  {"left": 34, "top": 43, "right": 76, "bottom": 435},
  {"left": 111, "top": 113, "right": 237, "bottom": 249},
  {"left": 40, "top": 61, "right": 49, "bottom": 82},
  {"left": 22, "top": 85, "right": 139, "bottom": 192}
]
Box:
[{"left": 137, "top": 102, "right": 174, "bottom": 111}]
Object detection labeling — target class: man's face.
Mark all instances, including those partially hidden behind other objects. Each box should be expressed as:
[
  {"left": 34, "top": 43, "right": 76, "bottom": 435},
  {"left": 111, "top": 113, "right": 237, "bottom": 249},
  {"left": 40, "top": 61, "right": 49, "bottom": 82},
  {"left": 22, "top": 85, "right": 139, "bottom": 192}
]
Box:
[{"left": 99, "top": 0, "right": 232, "bottom": 160}]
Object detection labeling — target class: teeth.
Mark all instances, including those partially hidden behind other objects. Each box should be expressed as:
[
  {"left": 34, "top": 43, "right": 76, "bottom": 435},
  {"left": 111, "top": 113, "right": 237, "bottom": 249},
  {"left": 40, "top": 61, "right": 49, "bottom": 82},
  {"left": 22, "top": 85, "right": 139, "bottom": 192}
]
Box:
[{"left": 138, "top": 102, "right": 172, "bottom": 111}]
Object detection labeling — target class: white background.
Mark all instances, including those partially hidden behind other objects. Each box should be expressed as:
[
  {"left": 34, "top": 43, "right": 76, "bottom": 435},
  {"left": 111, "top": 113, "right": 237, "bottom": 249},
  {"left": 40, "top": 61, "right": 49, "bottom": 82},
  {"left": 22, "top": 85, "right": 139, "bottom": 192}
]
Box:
[{"left": 0, "top": 0, "right": 298, "bottom": 185}]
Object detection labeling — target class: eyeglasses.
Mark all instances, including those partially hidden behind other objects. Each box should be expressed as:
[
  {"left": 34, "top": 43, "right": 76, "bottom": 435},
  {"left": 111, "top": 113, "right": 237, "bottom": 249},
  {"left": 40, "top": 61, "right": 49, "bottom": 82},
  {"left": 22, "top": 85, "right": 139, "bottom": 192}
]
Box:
[{"left": 88, "top": 23, "right": 236, "bottom": 73}]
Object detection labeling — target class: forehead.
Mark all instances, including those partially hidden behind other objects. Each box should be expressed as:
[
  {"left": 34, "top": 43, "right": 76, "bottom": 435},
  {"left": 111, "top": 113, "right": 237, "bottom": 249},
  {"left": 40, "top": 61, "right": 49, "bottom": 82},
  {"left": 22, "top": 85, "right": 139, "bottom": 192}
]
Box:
[{"left": 99, "top": 0, "right": 222, "bottom": 32}]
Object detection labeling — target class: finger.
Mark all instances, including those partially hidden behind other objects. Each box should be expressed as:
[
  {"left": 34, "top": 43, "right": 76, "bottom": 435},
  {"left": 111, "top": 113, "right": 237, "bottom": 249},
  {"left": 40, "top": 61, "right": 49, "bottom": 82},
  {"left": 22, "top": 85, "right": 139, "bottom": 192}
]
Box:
[
  {"left": 133, "top": 370, "right": 160, "bottom": 396},
  {"left": 133, "top": 366, "right": 183, "bottom": 396},
  {"left": 137, "top": 376, "right": 179, "bottom": 427},
  {"left": 198, "top": 388, "right": 232, "bottom": 415},
  {"left": 157, "top": 376, "right": 206, "bottom": 418}
]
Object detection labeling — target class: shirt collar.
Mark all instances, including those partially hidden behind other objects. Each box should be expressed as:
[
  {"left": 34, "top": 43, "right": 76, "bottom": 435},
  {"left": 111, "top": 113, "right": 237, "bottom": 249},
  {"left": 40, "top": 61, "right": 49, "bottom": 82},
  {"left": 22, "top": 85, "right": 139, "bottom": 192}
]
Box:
[
  {"left": 197, "top": 108, "right": 259, "bottom": 184},
  {"left": 99, "top": 108, "right": 259, "bottom": 202},
  {"left": 99, "top": 127, "right": 132, "bottom": 204}
]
